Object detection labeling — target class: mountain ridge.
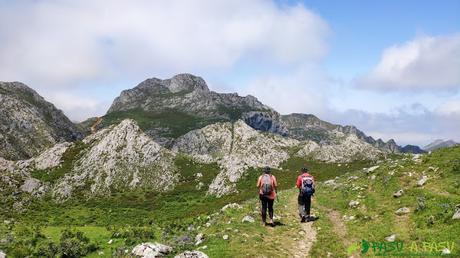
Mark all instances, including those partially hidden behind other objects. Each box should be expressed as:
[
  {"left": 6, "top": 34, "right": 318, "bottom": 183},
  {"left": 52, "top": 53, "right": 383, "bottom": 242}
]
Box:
[
  {"left": 424, "top": 139, "right": 458, "bottom": 151},
  {"left": 0, "top": 81, "right": 82, "bottom": 160}
]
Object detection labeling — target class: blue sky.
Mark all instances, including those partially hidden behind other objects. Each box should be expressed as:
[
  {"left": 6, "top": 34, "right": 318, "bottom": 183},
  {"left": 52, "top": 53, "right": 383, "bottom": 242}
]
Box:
[{"left": 0, "top": 0, "right": 459, "bottom": 146}]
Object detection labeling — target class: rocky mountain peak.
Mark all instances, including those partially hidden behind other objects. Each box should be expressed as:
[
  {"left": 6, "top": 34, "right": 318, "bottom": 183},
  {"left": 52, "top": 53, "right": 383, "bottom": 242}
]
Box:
[
  {"left": 0, "top": 81, "right": 82, "bottom": 160},
  {"left": 134, "top": 73, "right": 209, "bottom": 94},
  {"left": 424, "top": 139, "right": 458, "bottom": 151},
  {"left": 167, "top": 73, "right": 209, "bottom": 93}
]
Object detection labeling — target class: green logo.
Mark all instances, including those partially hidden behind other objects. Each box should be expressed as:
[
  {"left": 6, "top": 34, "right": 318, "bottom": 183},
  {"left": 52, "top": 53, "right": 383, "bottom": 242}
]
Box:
[{"left": 347, "top": 240, "right": 455, "bottom": 256}]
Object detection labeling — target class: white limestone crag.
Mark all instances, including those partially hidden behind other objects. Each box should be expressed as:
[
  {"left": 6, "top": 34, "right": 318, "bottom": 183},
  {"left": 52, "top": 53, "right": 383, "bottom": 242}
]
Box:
[
  {"left": 173, "top": 120, "right": 298, "bottom": 196},
  {"left": 296, "top": 131, "right": 383, "bottom": 163},
  {"left": 53, "top": 119, "right": 177, "bottom": 200}
]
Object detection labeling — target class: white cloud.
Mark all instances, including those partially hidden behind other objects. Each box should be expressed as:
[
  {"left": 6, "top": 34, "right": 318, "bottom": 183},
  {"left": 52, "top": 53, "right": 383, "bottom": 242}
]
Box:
[
  {"left": 326, "top": 102, "right": 460, "bottom": 146},
  {"left": 241, "top": 66, "right": 331, "bottom": 116},
  {"left": 42, "top": 91, "right": 111, "bottom": 122},
  {"left": 356, "top": 34, "right": 460, "bottom": 91},
  {"left": 0, "top": 0, "right": 329, "bottom": 88},
  {"left": 435, "top": 99, "right": 460, "bottom": 116}
]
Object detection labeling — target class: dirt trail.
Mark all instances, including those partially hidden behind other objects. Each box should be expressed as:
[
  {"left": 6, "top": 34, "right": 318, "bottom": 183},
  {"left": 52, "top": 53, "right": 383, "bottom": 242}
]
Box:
[
  {"left": 323, "top": 207, "right": 361, "bottom": 258},
  {"left": 285, "top": 194, "right": 317, "bottom": 258}
]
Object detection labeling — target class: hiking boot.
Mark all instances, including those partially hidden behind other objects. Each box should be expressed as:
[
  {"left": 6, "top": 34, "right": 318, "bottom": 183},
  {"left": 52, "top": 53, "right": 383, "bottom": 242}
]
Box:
[{"left": 301, "top": 216, "right": 306, "bottom": 223}]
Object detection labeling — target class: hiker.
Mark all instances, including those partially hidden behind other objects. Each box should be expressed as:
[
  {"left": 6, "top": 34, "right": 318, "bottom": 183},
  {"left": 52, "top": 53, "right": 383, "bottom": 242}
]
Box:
[
  {"left": 257, "top": 166, "right": 277, "bottom": 226},
  {"left": 296, "top": 167, "right": 315, "bottom": 222}
]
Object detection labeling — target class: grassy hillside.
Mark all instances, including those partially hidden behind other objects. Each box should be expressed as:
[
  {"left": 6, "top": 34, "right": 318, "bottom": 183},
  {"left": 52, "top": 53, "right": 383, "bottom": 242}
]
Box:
[
  {"left": 0, "top": 146, "right": 369, "bottom": 257},
  {"left": 2, "top": 146, "right": 458, "bottom": 257},
  {"left": 310, "top": 145, "right": 460, "bottom": 257},
  {"left": 101, "top": 109, "right": 225, "bottom": 139}
]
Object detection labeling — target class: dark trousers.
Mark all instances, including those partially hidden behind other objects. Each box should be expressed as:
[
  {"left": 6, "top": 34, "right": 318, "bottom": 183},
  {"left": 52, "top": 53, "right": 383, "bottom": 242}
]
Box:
[
  {"left": 298, "top": 194, "right": 311, "bottom": 218},
  {"left": 259, "top": 195, "right": 274, "bottom": 222}
]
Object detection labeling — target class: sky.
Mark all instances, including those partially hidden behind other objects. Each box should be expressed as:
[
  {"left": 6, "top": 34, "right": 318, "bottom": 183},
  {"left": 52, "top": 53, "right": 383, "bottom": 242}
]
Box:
[{"left": 0, "top": 0, "right": 459, "bottom": 147}]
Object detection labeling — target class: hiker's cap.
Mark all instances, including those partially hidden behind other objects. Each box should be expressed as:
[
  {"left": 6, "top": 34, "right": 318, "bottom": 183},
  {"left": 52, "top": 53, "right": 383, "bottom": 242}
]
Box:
[
  {"left": 263, "top": 166, "right": 271, "bottom": 173},
  {"left": 301, "top": 167, "right": 309, "bottom": 172}
]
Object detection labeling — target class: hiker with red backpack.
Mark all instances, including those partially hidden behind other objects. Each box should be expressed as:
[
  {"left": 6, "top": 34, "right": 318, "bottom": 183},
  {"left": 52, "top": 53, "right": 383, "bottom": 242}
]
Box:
[
  {"left": 257, "top": 166, "right": 278, "bottom": 226},
  {"left": 296, "top": 167, "right": 315, "bottom": 222}
]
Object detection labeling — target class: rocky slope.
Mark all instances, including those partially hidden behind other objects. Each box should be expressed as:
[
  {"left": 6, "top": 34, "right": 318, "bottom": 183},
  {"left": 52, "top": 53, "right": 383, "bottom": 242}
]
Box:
[
  {"left": 53, "top": 119, "right": 177, "bottom": 200},
  {"left": 107, "top": 74, "right": 270, "bottom": 118},
  {"left": 295, "top": 131, "right": 384, "bottom": 163},
  {"left": 424, "top": 139, "right": 458, "bottom": 151},
  {"left": 101, "top": 74, "right": 286, "bottom": 146},
  {"left": 173, "top": 120, "right": 298, "bottom": 196},
  {"left": 0, "top": 81, "right": 82, "bottom": 160},
  {"left": 281, "top": 113, "right": 423, "bottom": 153},
  {"left": 172, "top": 119, "right": 384, "bottom": 196}
]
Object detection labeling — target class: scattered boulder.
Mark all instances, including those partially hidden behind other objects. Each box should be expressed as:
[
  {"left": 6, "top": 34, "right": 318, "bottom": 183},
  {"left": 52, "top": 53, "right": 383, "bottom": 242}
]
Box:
[
  {"left": 342, "top": 215, "right": 356, "bottom": 221},
  {"left": 0, "top": 250, "right": 5, "bottom": 258},
  {"left": 222, "top": 235, "right": 229, "bottom": 240},
  {"left": 412, "top": 154, "right": 422, "bottom": 163},
  {"left": 364, "top": 166, "right": 380, "bottom": 174},
  {"left": 384, "top": 234, "right": 397, "bottom": 242},
  {"left": 241, "top": 215, "right": 255, "bottom": 223},
  {"left": 441, "top": 248, "right": 451, "bottom": 255},
  {"left": 196, "top": 182, "right": 204, "bottom": 190},
  {"left": 323, "top": 179, "right": 336, "bottom": 187},
  {"left": 427, "top": 166, "right": 439, "bottom": 172},
  {"left": 132, "top": 242, "right": 172, "bottom": 258},
  {"left": 417, "top": 176, "right": 428, "bottom": 186},
  {"left": 108, "top": 239, "right": 113, "bottom": 244},
  {"left": 427, "top": 215, "right": 435, "bottom": 225},
  {"left": 393, "top": 189, "right": 404, "bottom": 198},
  {"left": 221, "top": 203, "right": 242, "bottom": 212},
  {"left": 19, "top": 178, "right": 41, "bottom": 194},
  {"left": 348, "top": 176, "right": 359, "bottom": 181},
  {"left": 395, "top": 207, "right": 410, "bottom": 215},
  {"left": 348, "top": 200, "right": 360, "bottom": 208},
  {"left": 452, "top": 204, "right": 460, "bottom": 220},
  {"left": 174, "top": 251, "right": 209, "bottom": 258},
  {"left": 370, "top": 175, "right": 376, "bottom": 180},
  {"left": 195, "top": 233, "right": 204, "bottom": 246}
]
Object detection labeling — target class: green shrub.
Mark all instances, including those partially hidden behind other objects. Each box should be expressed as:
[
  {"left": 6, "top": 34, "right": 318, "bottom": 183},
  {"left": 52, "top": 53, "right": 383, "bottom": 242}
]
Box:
[{"left": 59, "top": 229, "right": 97, "bottom": 258}]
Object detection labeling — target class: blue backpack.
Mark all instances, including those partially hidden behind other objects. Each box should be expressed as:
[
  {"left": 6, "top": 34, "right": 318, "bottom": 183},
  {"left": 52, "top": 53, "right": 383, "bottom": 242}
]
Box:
[{"left": 301, "top": 175, "right": 315, "bottom": 197}]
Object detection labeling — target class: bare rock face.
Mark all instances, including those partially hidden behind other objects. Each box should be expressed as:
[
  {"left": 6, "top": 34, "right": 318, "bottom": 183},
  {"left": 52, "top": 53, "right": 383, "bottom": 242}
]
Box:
[
  {"left": 107, "top": 73, "right": 272, "bottom": 120},
  {"left": 0, "top": 82, "right": 82, "bottom": 160},
  {"left": 103, "top": 74, "right": 283, "bottom": 146},
  {"left": 0, "top": 141, "right": 71, "bottom": 202},
  {"left": 132, "top": 242, "right": 172, "bottom": 257},
  {"left": 20, "top": 142, "right": 72, "bottom": 170},
  {"left": 174, "top": 251, "right": 209, "bottom": 258},
  {"left": 173, "top": 120, "right": 298, "bottom": 196},
  {"left": 242, "top": 111, "right": 288, "bottom": 136},
  {"left": 53, "top": 119, "right": 177, "bottom": 200},
  {"left": 296, "top": 131, "right": 383, "bottom": 163}
]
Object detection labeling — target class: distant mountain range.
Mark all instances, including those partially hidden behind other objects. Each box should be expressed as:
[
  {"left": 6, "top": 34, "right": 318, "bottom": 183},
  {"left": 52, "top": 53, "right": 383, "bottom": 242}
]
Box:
[
  {"left": 424, "top": 139, "right": 458, "bottom": 151},
  {"left": 0, "top": 74, "right": 425, "bottom": 162},
  {"left": 0, "top": 73, "right": 434, "bottom": 200}
]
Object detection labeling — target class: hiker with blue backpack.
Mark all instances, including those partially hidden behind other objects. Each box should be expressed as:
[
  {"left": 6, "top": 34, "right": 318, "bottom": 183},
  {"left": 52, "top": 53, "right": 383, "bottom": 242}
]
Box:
[
  {"left": 296, "top": 167, "right": 315, "bottom": 222},
  {"left": 257, "top": 166, "right": 278, "bottom": 226}
]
